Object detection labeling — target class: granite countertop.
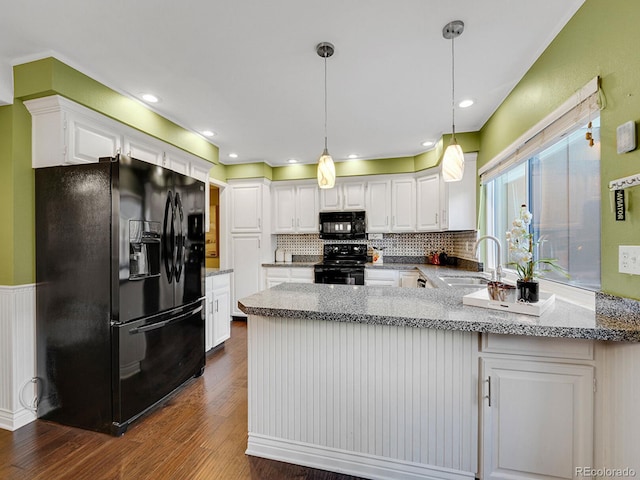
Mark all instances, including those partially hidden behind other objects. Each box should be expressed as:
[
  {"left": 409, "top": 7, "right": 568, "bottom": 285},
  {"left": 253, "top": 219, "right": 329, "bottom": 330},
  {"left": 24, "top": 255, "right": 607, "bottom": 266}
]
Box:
[
  {"left": 206, "top": 267, "right": 234, "bottom": 277},
  {"left": 238, "top": 266, "right": 640, "bottom": 342}
]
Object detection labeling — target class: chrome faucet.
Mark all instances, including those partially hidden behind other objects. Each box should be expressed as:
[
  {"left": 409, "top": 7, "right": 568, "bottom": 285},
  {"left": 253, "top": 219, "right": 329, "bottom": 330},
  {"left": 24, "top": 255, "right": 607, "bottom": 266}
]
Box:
[{"left": 474, "top": 235, "right": 503, "bottom": 282}]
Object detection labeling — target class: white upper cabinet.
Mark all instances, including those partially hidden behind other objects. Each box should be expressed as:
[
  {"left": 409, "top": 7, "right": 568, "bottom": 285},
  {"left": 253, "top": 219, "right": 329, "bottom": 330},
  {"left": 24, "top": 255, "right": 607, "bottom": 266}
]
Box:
[
  {"left": 230, "top": 182, "right": 264, "bottom": 233},
  {"left": 123, "top": 135, "right": 164, "bottom": 166},
  {"left": 366, "top": 180, "right": 391, "bottom": 233},
  {"left": 391, "top": 177, "right": 416, "bottom": 232},
  {"left": 342, "top": 181, "right": 366, "bottom": 210},
  {"left": 67, "top": 112, "right": 122, "bottom": 164},
  {"left": 416, "top": 173, "right": 440, "bottom": 231},
  {"left": 416, "top": 153, "right": 477, "bottom": 232},
  {"left": 24, "top": 95, "right": 215, "bottom": 184},
  {"left": 442, "top": 154, "right": 477, "bottom": 231},
  {"left": 319, "top": 180, "right": 366, "bottom": 211},
  {"left": 296, "top": 184, "right": 320, "bottom": 232},
  {"left": 272, "top": 183, "right": 319, "bottom": 234},
  {"left": 272, "top": 185, "right": 296, "bottom": 233}
]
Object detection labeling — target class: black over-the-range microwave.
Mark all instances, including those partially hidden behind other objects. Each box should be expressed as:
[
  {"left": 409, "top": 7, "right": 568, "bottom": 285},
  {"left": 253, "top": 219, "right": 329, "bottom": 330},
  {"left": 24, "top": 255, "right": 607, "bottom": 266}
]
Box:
[{"left": 319, "top": 211, "right": 366, "bottom": 240}]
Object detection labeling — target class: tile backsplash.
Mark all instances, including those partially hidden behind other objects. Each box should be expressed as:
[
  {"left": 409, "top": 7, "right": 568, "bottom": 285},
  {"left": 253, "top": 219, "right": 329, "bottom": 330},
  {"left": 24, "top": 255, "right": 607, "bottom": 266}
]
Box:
[{"left": 276, "top": 231, "right": 479, "bottom": 260}]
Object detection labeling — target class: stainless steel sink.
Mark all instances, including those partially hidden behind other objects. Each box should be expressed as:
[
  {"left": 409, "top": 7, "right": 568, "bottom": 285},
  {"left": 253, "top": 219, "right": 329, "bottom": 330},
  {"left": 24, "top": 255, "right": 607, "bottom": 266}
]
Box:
[{"left": 439, "top": 276, "right": 489, "bottom": 287}]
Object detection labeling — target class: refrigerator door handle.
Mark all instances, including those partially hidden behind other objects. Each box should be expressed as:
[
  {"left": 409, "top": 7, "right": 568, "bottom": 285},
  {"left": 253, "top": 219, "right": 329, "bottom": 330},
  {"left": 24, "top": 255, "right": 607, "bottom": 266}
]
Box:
[
  {"left": 128, "top": 305, "right": 203, "bottom": 335},
  {"left": 163, "top": 191, "right": 175, "bottom": 283},
  {"left": 174, "top": 192, "right": 184, "bottom": 282}
]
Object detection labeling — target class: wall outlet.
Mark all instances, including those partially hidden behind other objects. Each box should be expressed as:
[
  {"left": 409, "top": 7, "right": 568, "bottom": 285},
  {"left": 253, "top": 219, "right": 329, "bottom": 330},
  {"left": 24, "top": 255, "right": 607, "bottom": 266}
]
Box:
[
  {"left": 619, "top": 245, "right": 640, "bottom": 275},
  {"left": 368, "top": 233, "right": 383, "bottom": 240}
]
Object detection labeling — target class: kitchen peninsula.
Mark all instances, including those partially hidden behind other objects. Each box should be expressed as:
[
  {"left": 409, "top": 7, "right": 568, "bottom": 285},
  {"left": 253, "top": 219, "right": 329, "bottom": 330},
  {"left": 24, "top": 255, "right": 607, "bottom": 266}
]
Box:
[{"left": 239, "top": 271, "right": 640, "bottom": 480}]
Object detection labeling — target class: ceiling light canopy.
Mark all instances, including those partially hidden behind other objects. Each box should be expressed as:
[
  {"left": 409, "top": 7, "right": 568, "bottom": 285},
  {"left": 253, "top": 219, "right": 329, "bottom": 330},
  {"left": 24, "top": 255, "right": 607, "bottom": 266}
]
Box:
[
  {"left": 316, "top": 42, "right": 336, "bottom": 189},
  {"left": 442, "top": 20, "right": 465, "bottom": 183}
]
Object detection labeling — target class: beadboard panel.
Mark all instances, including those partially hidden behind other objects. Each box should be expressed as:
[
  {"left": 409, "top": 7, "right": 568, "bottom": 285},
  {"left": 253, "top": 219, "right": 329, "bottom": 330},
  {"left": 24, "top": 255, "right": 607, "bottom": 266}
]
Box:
[
  {"left": 598, "top": 341, "right": 640, "bottom": 473},
  {"left": 0, "top": 284, "right": 37, "bottom": 431},
  {"left": 247, "top": 315, "right": 479, "bottom": 478}
]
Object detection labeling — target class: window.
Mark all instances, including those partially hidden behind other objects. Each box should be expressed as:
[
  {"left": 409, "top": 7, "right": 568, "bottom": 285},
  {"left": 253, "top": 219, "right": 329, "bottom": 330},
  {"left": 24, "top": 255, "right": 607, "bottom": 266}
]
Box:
[{"left": 483, "top": 118, "right": 601, "bottom": 290}]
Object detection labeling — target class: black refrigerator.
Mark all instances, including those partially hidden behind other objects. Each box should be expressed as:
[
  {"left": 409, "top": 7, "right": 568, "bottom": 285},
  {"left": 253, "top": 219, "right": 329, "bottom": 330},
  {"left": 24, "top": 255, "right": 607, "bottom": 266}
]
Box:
[{"left": 35, "top": 154, "right": 206, "bottom": 435}]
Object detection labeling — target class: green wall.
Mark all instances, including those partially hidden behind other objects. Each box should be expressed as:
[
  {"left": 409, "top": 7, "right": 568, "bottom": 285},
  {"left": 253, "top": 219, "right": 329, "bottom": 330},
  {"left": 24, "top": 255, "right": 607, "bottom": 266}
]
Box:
[
  {"left": 478, "top": 0, "right": 640, "bottom": 299},
  {"left": 0, "top": 101, "right": 34, "bottom": 285},
  {"left": 14, "top": 58, "right": 220, "bottom": 166},
  {"left": 0, "top": 57, "right": 223, "bottom": 285}
]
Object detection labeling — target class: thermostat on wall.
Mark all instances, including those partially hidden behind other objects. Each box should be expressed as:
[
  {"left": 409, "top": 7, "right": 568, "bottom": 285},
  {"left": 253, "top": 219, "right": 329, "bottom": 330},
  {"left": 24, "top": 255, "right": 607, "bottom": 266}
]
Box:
[{"left": 616, "top": 121, "right": 636, "bottom": 154}]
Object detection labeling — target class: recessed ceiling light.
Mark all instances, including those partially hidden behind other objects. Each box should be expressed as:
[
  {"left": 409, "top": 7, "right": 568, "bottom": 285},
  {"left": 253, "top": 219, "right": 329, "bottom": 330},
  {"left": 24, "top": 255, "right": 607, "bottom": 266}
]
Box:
[
  {"left": 228, "top": 153, "right": 238, "bottom": 159},
  {"left": 458, "top": 99, "right": 474, "bottom": 108},
  {"left": 287, "top": 158, "right": 297, "bottom": 164},
  {"left": 201, "top": 130, "right": 216, "bottom": 137},
  {"left": 141, "top": 93, "right": 159, "bottom": 103},
  {"left": 347, "top": 154, "right": 359, "bottom": 159},
  {"left": 421, "top": 140, "right": 435, "bottom": 147}
]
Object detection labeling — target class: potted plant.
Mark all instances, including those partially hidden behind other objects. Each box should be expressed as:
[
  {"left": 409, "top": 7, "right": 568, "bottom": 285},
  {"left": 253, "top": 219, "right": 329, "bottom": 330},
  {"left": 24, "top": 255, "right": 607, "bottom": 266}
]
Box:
[{"left": 506, "top": 205, "right": 568, "bottom": 302}]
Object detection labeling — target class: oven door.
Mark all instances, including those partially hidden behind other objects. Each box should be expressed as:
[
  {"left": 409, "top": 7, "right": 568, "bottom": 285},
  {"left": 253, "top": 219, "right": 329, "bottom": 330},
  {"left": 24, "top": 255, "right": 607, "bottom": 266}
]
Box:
[{"left": 314, "top": 266, "right": 364, "bottom": 285}]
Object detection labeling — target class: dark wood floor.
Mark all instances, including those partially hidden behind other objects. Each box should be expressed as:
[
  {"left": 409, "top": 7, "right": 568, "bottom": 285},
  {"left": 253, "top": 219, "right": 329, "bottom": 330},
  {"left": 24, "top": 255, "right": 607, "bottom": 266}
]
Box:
[{"left": 0, "top": 321, "right": 363, "bottom": 480}]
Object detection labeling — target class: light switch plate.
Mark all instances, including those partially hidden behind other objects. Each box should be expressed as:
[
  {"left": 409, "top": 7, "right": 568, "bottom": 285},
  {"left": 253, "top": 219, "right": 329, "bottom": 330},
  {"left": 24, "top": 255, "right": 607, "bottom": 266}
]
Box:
[
  {"left": 619, "top": 245, "right": 640, "bottom": 275},
  {"left": 368, "top": 233, "right": 383, "bottom": 240},
  {"left": 616, "top": 121, "right": 636, "bottom": 154}
]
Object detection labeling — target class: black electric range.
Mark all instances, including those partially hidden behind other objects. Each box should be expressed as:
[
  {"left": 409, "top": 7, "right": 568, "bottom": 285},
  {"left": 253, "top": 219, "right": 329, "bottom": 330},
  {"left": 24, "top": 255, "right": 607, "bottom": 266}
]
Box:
[{"left": 314, "top": 244, "right": 367, "bottom": 285}]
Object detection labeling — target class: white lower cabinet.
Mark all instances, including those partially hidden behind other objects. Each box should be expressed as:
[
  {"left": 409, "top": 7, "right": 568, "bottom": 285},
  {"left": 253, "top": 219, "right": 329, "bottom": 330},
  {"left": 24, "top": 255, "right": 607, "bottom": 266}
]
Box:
[
  {"left": 399, "top": 270, "right": 419, "bottom": 288},
  {"left": 264, "top": 267, "right": 314, "bottom": 289},
  {"left": 365, "top": 268, "right": 398, "bottom": 286},
  {"left": 205, "top": 273, "right": 232, "bottom": 351},
  {"left": 231, "top": 235, "right": 263, "bottom": 316},
  {"left": 480, "top": 337, "right": 595, "bottom": 480}
]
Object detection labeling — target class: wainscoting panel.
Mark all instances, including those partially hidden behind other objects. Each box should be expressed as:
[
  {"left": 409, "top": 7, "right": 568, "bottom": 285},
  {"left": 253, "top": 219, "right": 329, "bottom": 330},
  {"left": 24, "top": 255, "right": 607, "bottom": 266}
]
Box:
[
  {"left": 247, "top": 315, "right": 479, "bottom": 478},
  {"left": 0, "top": 284, "right": 37, "bottom": 431}
]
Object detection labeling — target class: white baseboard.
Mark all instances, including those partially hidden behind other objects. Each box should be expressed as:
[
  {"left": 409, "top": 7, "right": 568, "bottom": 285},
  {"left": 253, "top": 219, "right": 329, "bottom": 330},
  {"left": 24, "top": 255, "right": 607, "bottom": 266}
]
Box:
[
  {"left": 246, "top": 433, "right": 476, "bottom": 480},
  {"left": 0, "top": 406, "right": 36, "bottom": 431},
  {"left": 0, "top": 284, "right": 37, "bottom": 432}
]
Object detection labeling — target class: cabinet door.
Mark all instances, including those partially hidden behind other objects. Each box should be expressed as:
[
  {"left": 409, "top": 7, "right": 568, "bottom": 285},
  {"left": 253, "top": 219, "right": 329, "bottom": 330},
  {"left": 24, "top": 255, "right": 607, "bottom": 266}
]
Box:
[
  {"left": 231, "top": 235, "right": 262, "bottom": 316},
  {"left": 342, "top": 182, "right": 366, "bottom": 210},
  {"left": 320, "top": 186, "right": 342, "bottom": 211},
  {"left": 212, "top": 285, "right": 231, "bottom": 347},
  {"left": 67, "top": 113, "right": 121, "bottom": 164},
  {"left": 366, "top": 180, "right": 391, "bottom": 232},
  {"left": 272, "top": 185, "right": 296, "bottom": 233},
  {"left": 124, "top": 136, "right": 164, "bottom": 166},
  {"left": 444, "top": 155, "right": 477, "bottom": 231},
  {"left": 165, "top": 153, "right": 190, "bottom": 175},
  {"left": 296, "top": 184, "right": 319, "bottom": 233},
  {"left": 231, "top": 185, "right": 262, "bottom": 233},
  {"left": 205, "top": 277, "right": 214, "bottom": 352},
  {"left": 482, "top": 358, "right": 594, "bottom": 480},
  {"left": 391, "top": 178, "right": 416, "bottom": 232},
  {"left": 416, "top": 174, "right": 441, "bottom": 231},
  {"left": 399, "top": 271, "right": 419, "bottom": 288}
]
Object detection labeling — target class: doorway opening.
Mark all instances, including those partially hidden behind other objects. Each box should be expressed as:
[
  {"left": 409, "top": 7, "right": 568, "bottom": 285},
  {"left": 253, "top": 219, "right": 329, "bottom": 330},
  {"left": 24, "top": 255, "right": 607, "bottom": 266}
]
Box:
[{"left": 206, "top": 184, "right": 220, "bottom": 268}]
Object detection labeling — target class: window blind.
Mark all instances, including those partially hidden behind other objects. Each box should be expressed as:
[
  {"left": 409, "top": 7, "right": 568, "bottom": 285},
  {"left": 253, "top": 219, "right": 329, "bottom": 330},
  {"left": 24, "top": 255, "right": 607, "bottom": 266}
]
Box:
[{"left": 479, "top": 76, "right": 602, "bottom": 184}]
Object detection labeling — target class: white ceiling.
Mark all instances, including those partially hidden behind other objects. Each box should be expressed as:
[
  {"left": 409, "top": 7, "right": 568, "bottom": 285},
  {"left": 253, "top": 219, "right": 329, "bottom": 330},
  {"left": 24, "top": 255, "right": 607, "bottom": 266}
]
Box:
[{"left": 0, "top": 0, "right": 584, "bottom": 166}]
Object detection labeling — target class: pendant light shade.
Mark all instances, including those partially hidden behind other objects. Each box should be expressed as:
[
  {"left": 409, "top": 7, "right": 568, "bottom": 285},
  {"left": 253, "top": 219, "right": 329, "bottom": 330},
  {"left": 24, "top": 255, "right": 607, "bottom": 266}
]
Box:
[
  {"left": 442, "top": 20, "right": 465, "bottom": 182},
  {"left": 442, "top": 140, "right": 464, "bottom": 182},
  {"left": 316, "top": 42, "right": 336, "bottom": 189},
  {"left": 317, "top": 148, "right": 336, "bottom": 188}
]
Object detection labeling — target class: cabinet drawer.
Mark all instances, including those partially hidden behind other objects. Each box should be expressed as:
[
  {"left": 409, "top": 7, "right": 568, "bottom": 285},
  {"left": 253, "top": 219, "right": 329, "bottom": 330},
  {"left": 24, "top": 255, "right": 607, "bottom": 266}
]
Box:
[{"left": 481, "top": 333, "right": 594, "bottom": 360}]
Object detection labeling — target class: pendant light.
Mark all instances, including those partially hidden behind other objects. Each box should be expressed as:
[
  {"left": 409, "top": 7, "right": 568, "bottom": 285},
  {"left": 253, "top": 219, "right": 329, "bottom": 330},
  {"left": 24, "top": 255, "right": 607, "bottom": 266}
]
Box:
[
  {"left": 442, "top": 21, "right": 465, "bottom": 182},
  {"left": 316, "top": 42, "right": 336, "bottom": 189}
]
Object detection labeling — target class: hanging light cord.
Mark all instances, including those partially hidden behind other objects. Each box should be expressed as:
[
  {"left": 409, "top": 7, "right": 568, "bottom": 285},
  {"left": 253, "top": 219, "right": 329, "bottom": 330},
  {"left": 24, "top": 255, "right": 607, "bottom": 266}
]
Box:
[
  {"left": 323, "top": 53, "right": 328, "bottom": 151},
  {"left": 450, "top": 30, "right": 456, "bottom": 141}
]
